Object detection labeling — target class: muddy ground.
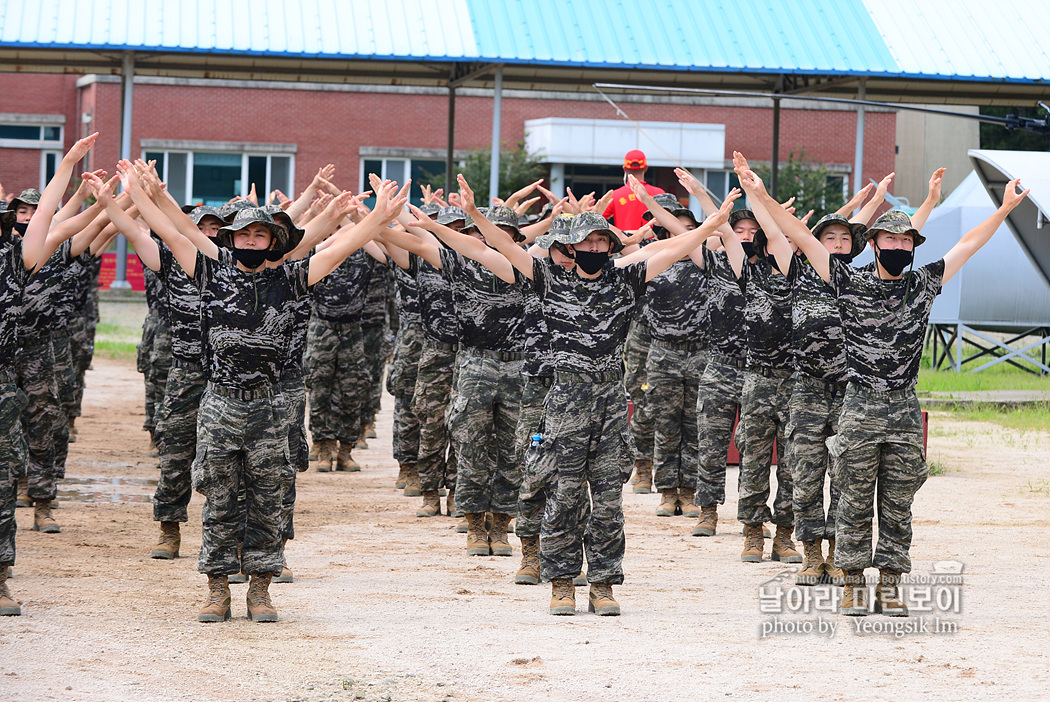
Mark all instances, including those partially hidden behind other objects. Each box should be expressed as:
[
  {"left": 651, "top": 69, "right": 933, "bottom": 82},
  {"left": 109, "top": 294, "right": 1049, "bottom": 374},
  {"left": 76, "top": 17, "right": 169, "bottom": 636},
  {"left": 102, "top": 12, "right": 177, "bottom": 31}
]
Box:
[{"left": 3, "top": 354, "right": 1049, "bottom": 702}]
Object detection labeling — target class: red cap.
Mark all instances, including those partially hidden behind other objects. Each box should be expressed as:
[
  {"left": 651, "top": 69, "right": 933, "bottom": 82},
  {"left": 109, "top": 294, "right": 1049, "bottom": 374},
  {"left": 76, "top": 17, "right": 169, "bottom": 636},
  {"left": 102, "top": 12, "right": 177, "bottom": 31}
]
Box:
[{"left": 624, "top": 149, "right": 647, "bottom": 170}]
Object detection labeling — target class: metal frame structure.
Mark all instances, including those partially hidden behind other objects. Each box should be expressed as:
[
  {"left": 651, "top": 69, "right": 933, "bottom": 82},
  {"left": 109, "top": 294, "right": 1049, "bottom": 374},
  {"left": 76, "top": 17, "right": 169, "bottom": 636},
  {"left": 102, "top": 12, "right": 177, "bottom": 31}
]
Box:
[{"left": 926, "top": 324, "right": 1050, "bottom": 375}]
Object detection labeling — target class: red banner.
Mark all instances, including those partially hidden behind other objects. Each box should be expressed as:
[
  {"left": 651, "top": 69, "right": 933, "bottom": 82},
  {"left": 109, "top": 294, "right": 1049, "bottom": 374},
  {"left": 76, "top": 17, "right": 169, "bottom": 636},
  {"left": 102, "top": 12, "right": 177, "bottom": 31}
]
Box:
[{"left": 99, "top": 253, "right": 145, "bottom": 291}]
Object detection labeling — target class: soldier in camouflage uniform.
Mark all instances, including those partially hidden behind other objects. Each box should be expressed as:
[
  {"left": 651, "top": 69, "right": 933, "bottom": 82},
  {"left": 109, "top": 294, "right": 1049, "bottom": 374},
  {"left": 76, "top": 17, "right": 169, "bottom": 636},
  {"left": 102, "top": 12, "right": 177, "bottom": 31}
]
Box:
[
  {"left": 386, "top": 251, "right": 424, "bottom": 495},
  {"left": 140, "top": 264, "right": 172, "bottom": 455},
  {"left": 69, "top": 254, "right": 102, "bottom": 434},
  {"left": 743, "top": 164, "right": 1027, "bottom": 616},
  {"left": 623, "top": 316, "right": 655, "bottom": 492},
  {"left": 357, "top": 262, "right": 393, "bottom": 444}
]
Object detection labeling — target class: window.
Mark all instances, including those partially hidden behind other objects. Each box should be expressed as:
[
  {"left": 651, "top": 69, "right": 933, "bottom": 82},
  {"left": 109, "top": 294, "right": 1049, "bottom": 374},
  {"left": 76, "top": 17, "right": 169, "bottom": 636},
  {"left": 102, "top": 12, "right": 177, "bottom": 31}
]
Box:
[
  {"left": 143, "top": 150, "right": 294, "bottom": 207},
  {"left": 40, "top": 151, "right": 60, "bottom": 190},
  {"left": 362, "top": 158, "right": 446, "bottom": 207},
  {"left": 0, "top": 123, "right": 63, "bottom": 148}
]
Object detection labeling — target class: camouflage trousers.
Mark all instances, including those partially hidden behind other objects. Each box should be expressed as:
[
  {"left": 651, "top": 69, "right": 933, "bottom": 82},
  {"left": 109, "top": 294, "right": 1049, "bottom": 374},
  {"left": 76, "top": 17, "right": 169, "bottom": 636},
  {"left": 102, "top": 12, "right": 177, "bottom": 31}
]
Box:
[
  {"left": 538, "top": 377, "right": 633, "bottom": 585},
  {"left": 142, "top": 319, "right": 172, "bottom": 434},
  {"left": 306, "top": 317, "right": 364, "bottom": 445},
  {"left": 16, "top": 339, "right": 61, "bottom": 502},
  {"left": 193, "top": 386, "right": 292, "bottom": 576},
  {"left": 449, "top": 350, "right": 523, "bottom": 515},
  {"left": 0, "top": 377, "right": 29, "bottom": 566},
  {"left": 829, "top": 384, "right": 928, "bottom": 573},
  {"left": 787, "top": 375, "right": 845, "bottom": 542},
  {"left": 737, "top": 371, "right": 794, "bottom": 527},
  {"left": 70, "top": 304, "right": 98, "bottom": 419},
  {"left": 360, "top": 324, "right": 386, "bottom": 427},
  {"left": 646, "top": 341, "right": 706, "bottom": 490},
  {"left": 280, "top": 375, "right": 308, "bottom": 542},
  {"left": 694, "top": 357, "right": 745, "bottom": 508},
  {"left": 386, "top": 325, "right": 423, "bottom": 466},
  {"left": 413, "top": 342, "right": 458, "bottom": 492},
  {"left": 624, "top": 321, "right": 654, "bottom": 460},
  {"left": 152, "top": 364, "right": 206, "bottom": 523},
  {"left": 50, "top": 331, "right": 75, "bottom": 478}
]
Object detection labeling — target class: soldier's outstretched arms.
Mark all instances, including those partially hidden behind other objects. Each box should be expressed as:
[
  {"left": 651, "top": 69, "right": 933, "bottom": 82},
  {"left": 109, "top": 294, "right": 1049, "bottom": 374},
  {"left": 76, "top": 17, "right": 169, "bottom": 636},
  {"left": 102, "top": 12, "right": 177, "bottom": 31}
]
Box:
[
  {"left": 942, "top": 179, "right": 1028, "bottom": 285},
  {"left": 910, "top": 167, "right": 946, "bottom": 231},
  {"left": 835, "top": 182, "right": 875, "bottom": 217},
  {"left": 87, "top": 172, "right": 160, "bottom": 272},
  {"left": 121, "top": 164, "right": 207, "bottom": 277},
  {"left": 640, "top": 190, "right": 739, "bottom": 283},
  {"left": 436, "top": 175, "right": 517, "bottom": 283},
  {"left": 748, "top": 191, "right": 795, "bottom": 275},
  {"left": 851, "top": 171, "right": 894, "bottom": 226}
]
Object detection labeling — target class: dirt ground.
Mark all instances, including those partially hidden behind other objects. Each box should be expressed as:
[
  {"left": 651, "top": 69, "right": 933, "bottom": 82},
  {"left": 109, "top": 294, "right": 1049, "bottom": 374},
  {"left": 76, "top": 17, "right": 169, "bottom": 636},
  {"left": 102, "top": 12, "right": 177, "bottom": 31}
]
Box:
[{"left": 3, "top": 356, "right": 1050, "bottom": 702}]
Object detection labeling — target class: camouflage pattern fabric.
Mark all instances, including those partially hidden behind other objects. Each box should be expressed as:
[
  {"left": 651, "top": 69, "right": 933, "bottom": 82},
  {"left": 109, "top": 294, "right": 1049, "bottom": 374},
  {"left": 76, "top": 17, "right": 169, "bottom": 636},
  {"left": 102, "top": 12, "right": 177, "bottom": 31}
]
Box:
[
  {"left": 645, "top": 259, "right": 708, "bottom": 344},
  {"left": 305, "top": 317, "right": 364, "bottom": 445},
  {"left": 646, "top": 343, "right": 706, "bottom": 490},
  {"left": 15, "top": 341, "right": 61, "bottom": 502},
  {"left": 193, "top": 390, "right": 291, "bottom": 576},
  {"left": 694, "top": 359, "right": 745, "bottom": 508},
  {"left": 280, "top": 375, "right": 308, "bottom": 541},
  {"left": 740, "top": 259, "right": 794, "bottom": 372},
  {"left": 448, "top": 351, "right": 523, "bottom": 515},
  {"left": 538, "top": 380, "right": 633, "bottom": 585},
  {"left": 413, "top": 343, "right": 458, "bottom": 492},
  {"left": 828, "top": 384, "right": 928, "bottom": 573},
  {"left": 387, "top": 325, "right": 423, "bottom": 466},
  {"left": 736, "top": 372, "right": 794, "bottom": 527},
  {"left": 359, "top": 323, "right": 385, "bottom": 427},
  {"left": 0, "top": 380, "right": 29, "bottom": 566},
  {"left": 50, "top": 332, "right": 75, "bottom": 478},
  {"left": 789, "top": 257, "right": 847, "bottom": 382},
  {"left": 701, "top": 247, "right": 747, "bottom": 362},
  {"left": 439, "top": 248, "right": 526, "bottom": 354},
  {"left": 137, "top": 310, "right": 157, "bottom": 375},
  {"left": 152, "top": 366, "right": 206, "bottom": 523},
  {"left": 143, "top": 320, "right": 172, "bottom": 433},
  {"left": 623, "top": 320, "right": 654, "bottom": 461},
  {"left": 787, "top": 376, "right": 844, "bottom": 542}
]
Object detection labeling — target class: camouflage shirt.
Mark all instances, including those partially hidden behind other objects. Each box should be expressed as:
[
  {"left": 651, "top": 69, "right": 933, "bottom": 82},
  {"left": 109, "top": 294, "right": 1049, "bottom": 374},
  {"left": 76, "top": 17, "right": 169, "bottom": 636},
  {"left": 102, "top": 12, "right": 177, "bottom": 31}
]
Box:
[
  {"left": 311, "top": 248, "right": 373, "bottom": 324},
  {"left": 702, "top": 247, "right": 747, "bottom": 360},
  {"left": 157, "top": 242, "right": 204, "bottom": 364},
  {"left": 520, "top": 278, "right": 552, "bottom": 378},
  {"left": 740, "top": 258, "right": 794, "bottom": 371},
  {"left": 530, "top": 257, "right": 648, "bottom": 375},
  {"left": 20, "top": 240, "right": 74, "bottom": 341},
  {"left": 73, "top": 254, "right": 101, "bottom": 315},
  {"left": 283, "top": 292, "right": 312, "bottom": 379},
  {"left": 831, "top": 258, "right": 945, "bottom": 392},
  {"left": 360, "top": 260, "right": 392, "bottom": 327},
  {"left": 644, "top": 259, "right": 708, "bottom": 344},
  {"left": 439, "top": 247, "right": 525, "bottom": 353},
  {"left": 0, "top": 236, "right": 30, "bottom": 369},
  {"left": 789, "top": 256, "right": 846, "bottom": 382},
  {"left": 411, "top": 252, "right": 457, "bottom": 345},
  {"left": 142, "top": 261, "right": 170, "bottom": 322},
  {"left": 196, "top": 249, "right": 311, "bottom": 390},
  {"left": 391, "top": 261, "right": 421, "bottom": 329}
]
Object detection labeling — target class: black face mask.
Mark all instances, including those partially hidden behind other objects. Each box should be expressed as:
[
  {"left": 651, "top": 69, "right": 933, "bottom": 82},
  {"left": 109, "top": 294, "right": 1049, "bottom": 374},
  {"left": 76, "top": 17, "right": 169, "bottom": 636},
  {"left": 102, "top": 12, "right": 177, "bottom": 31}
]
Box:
[
  {"left": 574, "top": 250, "right": 610, "bottom": 275},
  {"left": 231, "top": 247, "right": 269, "bottom": 270},
  {"left": 875, "top": 247, "right": 913, "bottom": 277},
  {"left": 264, "top": 248, "right": 285, "bottom": 262},
  {"left": 765, "top": 253, "right": 780, "bottom": 271},
  {"left": 830, "top": 252, "right": 855, "bottom": 264},
  {"left": 740, "top": 241, "right": 756, "bottom": 259},
  {"left": 652, "top": 225, "right": 670, "bottom": 241},
  {"left": 13, "top": 222, "right": 28, "bottom": 236}
]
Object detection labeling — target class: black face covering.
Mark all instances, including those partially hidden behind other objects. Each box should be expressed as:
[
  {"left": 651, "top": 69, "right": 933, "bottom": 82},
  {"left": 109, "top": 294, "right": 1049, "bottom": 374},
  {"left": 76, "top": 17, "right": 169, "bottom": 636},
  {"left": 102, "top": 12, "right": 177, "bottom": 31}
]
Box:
[
  {"left": 830, "top": 252, "right": 855, "bottom": 264},
  {"left": 231, "top": 247, "right": 269, "bottom": 270},
  {"left": 574, "top": 250, "right": 610, "bottom": 275},
  {"left": 13, "top": 222, "right": 28, "bottom": 236},
  {"left": 208, "top": 235, "right": 223, "bottom": 247},
  {"left": 741, "top": 241, "right": 756, "bottom": 259},
  {"left": 264, "top": 248, "right": 285, "bottom": 262},
  {"left": 765, "top": 253, "right": 780, "bottom": 271},
  {"left": 652, "top": 225, "right": 669, "bottom": 240},
  {"left": 875, "top": 246, "right": 913, "bottom": 277}
]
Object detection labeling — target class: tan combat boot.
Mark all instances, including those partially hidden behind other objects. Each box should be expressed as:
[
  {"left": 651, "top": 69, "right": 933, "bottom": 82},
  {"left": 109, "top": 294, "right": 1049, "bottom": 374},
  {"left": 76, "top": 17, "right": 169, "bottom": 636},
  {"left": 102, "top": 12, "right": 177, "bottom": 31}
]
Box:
[
  {"left": 308, "top": 440, "right": 319, "bottom": 463},
  {"left": 32, "top": 500, "right": 60, "bottom": 534},
  {"left": 465, "top": 513, "right": 490, "bottom": 556},
  {"left": 795, "top": 540, "right": 825, "bottom": 586},
  {"left": 691, "top": 505, "right": 718, "bottom": 536},
  {"left": 656, "top": 489, "right": 678, "bottom": 517},
  {"left": 315, "top": 439, "right": 334, "bottom": 472},
  {"left": 68, "top": 417, "right": 77, "bottom": 443},
  {"left": 489, "top": 513, "right": 513, "bottom": 556},
  {"left": 841, "top": 570, "right": 869, "bottom": 616},
  {"left": 197, "top": 574, "right": 231, "bottom": 622},
  {"left": 771, "top": 525, "right": 803, "bottom": 563},
  {"left": 824, "top": 539, "right": 845, "bottom": 586},
  {"left": 150, "top": 521, "right": 181, "bottom": 559},
  {"left": 147, "top": 432, "right": 159, "bottom": 457},
  {"left": 416, "top": 490, "right": 441, "bottom": 518},
  {"left": 403, "top": 469, "right": 421, "bottom": 497},
  {"left": 395, "top": 464, "right": 409, "bottom": 489},
  {"left": 588, "top": 583, "right": 621, "bottom": 616},
  {"left": 678, "top": 488, "right": 700, "bottom": 518},
  {"left": 446, "top": 489, "right": 461, "bottom": 517},
  {"left": 15, "top": 478, "right": 30, "bottom": 508},
  {"left": 0, "top": 569, "right": 21, "bottom": 616},
  {"left": 364, "top": 421, "right": 377, "bottom": 439},
  {"left": 335, "top": 442, "right": 361, "bottom": 472},
  {"left": 246, "top": 573, "right": 278, "bottom": 622},
  {"left": 741, "top": 524, "right": 764, "bottom": 562},
  {"left": 875, "top": 570, "right": 909, "bottom": 617},
  {"left": 355, "top": 433, "right": 369, "bottom": 450},
  {"left": 514, "top": 536, "right": 540, "bottom": 585},
  {"left": 573, "top": 571, "right": 588, "bottom": 587},
  {"left": 549, "top": 578, "right": 576, "bottom": 615},
  {"left": 274, "top": 538, "right": 293, "bottom": 583},
  {"left": 632, "top": 459, "right": 653, "bottom": 494}
]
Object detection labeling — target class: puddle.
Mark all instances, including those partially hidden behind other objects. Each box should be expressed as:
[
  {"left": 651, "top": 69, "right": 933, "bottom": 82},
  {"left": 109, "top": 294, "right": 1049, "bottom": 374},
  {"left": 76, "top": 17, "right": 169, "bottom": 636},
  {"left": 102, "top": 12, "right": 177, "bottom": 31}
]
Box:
[{"left": 57, "top": 476, "right": 157, "bottom": 504}]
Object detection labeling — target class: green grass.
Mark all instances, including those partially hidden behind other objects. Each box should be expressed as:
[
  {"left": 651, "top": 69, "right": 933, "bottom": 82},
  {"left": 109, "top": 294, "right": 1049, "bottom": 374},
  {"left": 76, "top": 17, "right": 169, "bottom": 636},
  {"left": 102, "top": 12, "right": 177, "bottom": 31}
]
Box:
[
  {"left": 93, "top": 339, "right": 138, "bottom": 361},
  {"left": 917, "top": 366, "right": 1050, "bottom": 393},
  {"left": 940, "top": 403, "right": 1050, "bottom": 433},
  {"left": 93, "top": 300, "right": 147, "bottom": 361}
]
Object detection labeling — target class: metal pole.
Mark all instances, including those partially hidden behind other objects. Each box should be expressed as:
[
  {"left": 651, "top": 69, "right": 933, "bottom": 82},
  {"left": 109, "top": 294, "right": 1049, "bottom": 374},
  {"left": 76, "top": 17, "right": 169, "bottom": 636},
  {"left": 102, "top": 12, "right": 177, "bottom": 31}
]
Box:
[
  {"left": 488, "top": 66, "right": 503, "bottom": 204},
  {"left": 445, "top": 84, "right": 456, "bottom": 197},
  {"left": 852, "top": 79, "right": 867, "bottom": 205},
  {"left": 111, "top": 51, "right": 134, "bottom": 290},
  {"left": 771, "top": 96, "right": 781, "bottom": 199}
]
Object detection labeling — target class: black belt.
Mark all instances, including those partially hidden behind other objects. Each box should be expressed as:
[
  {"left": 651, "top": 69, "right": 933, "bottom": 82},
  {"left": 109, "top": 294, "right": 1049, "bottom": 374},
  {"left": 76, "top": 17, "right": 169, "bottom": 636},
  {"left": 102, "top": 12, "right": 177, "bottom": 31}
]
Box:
[
  {"left": 795, "top": 373, "right": 848, "bottom": 393},
  {"left": 21, "top": 335, "right": 51, "bottom": 350},
  {"left": 206, "top": 382, "right": 279, "bottom": 402},
  {"left": 171, "top": 358, "right": 203, "bottom": 372},
  {"left": 710, "top": 353, "right": 747, "bottom": 370},
  {"left": 555, "top": 370, "right": 624, "bottom": 384},
  {"left": 751, "top": 366, "right": 793, "bottom": 379},
  {"left": 652, "top": 338, "right": 707, "bottom": 352},
  {"left": 848, "top": 382, "right": 917, "bottom": 401},
  {"left": 465, "top": 347, "right": 524, "bottom": 362},
  {"left": 424, "top": 339, "right": 459, "bottom": 353}
]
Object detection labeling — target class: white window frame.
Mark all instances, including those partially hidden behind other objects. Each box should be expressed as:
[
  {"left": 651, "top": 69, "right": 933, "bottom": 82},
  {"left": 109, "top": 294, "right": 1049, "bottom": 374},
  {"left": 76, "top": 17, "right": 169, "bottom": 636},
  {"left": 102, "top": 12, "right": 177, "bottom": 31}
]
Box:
[
  {"left": 142, "top": 150, "right": 295, "bottom": 205},
  {"left": 0, "top": 123, "right": 63, "bottom": 150},
  {"left": 40, "top": 150, "right": 62, "bottom": 191},
  {"left": 359, "top": 157, "right": 410, "bottom": 193}
]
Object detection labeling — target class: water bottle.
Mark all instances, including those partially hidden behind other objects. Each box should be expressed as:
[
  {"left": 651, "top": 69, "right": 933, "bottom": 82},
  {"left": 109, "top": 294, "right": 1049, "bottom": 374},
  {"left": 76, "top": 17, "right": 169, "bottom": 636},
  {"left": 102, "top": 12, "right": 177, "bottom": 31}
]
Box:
[{"left": 531, "top": 433, "right": 542, "bottom": 448}]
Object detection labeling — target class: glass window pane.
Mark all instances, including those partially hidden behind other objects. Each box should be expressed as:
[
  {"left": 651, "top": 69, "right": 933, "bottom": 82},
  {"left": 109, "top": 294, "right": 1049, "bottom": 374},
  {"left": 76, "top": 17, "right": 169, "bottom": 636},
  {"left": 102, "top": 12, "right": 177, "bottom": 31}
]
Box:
[
  {"left": 192, "top": 152, "right": 242, "bottom": 206},
  {"left": 269, "top": 156, "right": 291, "bottom": 197},
  {"left": 145, "top": 151, "right": 165, "bottom": 176},
  {"left": 363, "top": 159, "right": 382, "bottom": 186},
  {"left": 167, "top": 153, "right": 189, "bottom": 206},
  {"left": 411, "top": 160, "right": 446, "bottom": 206},
  {"left": 43, "top": 126, "right": 61, "bottom": 141},
  {"left": 0, "top": 125, "right": 41, "bottom": 140},
  {"left": 44, "top": 152, "right": 58, "bottom": 188},
  {"left": 247, "top": 156, "right": 267, "bottom": 198},
  {"left": 385, "top": 159, "right": 406, "bottom": 186},
  {"left": 706, "top": 170, "right": 727, "bottom": 198}
]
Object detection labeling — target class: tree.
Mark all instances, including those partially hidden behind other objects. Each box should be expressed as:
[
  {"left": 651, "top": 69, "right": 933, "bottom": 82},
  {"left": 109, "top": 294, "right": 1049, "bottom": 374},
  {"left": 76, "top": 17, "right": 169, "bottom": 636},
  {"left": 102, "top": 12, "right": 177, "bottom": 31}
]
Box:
[
  {"left": 979, "top": 106, "right": 1049, "bottom": 152},
  {"left": 421, "top": 139, "right": 546, "bottom": 205},
  {"left": 754, "top": 150, "right": 845, "bottom": 221}
]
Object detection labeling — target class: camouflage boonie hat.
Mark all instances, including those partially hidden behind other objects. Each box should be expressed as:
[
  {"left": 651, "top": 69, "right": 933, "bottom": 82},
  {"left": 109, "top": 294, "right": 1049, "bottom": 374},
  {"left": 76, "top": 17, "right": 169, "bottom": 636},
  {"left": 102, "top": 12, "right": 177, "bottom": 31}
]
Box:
[
  {"left": 534, "top": 213, "right": 575, "bottom": 249},
  {"left": 461, "top": 207, "right": 488, "bottom": 232},
  {"left": 811, "top": 212, "right": 868, "bottom": 256},
  {"left": 418, "top": 203, "right": 441, "bottom": 218},
  {"left": 864, "top": 209, "right": 925, "bottom": 247},
  {"left": 435, "top": 206, "right": 466, "bottom": 226},
  {"left": 188, "top": 205, "right": 224, "bottom": 226},
  {"left": 643, "top": 193, "right": 700, "bottom": 228},
  {"left": 729, "top": 208, "right": 758, "bottom": 228},
  {"left": 219, "top": 199, "right": 252, "bottom": 223},
  {"left": 565, "top": 211, "right": 624, "bottom": 254},
  {"left": 10, "top": 188, "right": 41, "bottom": 210},
  {"left": 263, "top": 204, "right": 304, "bottom": 249},
  {"left": 529, "top": 201, "right": 553, "bottom": 224},
  {"left": 487, "top": 205, "right": 523, "bottom": 241},
  {"left": 216, "top": 207, "right": 289, "bottom": 251}
]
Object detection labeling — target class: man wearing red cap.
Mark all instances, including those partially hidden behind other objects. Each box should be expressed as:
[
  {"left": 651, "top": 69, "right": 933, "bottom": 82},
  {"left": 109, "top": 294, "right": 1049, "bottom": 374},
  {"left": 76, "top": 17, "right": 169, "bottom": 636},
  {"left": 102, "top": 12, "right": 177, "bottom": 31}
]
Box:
[{"left": 602, "top": 150, "right": 664, "bottom": 231}]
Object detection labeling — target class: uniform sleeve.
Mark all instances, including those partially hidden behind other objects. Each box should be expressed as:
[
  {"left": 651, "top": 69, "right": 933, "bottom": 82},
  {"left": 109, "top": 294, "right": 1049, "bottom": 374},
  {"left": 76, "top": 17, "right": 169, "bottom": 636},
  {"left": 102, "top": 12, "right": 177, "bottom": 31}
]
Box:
[
  {"left": 438, "top": 246, "right": 460, "bottom": 282},
  {"left": 920, "top": 259, "right": 946, "bottom": 297},
  {"left": 828, "top": 256, "right": 854, "bottom": 298},
  {"left": 194, "top": 250, "right": 213, "bottom": 293},
  {"left": 282, "top": 259, "right": 312, "bottom": 298},
  {"left": 786, "top": 253, "right": 801, "bottom": 285},
  {"left": 529, "top": 256, "right": 550, "bottom": 299},
  {"left": 622, "top": 260, "right": 649, "bottom": 298}
]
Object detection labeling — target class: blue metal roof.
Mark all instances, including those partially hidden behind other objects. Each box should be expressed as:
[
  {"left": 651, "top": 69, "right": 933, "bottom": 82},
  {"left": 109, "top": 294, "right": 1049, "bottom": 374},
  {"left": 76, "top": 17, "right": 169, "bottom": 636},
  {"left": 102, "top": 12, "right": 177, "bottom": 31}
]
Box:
[{"left": 1, "top": 0, "right": 1047, "bottom": 84}]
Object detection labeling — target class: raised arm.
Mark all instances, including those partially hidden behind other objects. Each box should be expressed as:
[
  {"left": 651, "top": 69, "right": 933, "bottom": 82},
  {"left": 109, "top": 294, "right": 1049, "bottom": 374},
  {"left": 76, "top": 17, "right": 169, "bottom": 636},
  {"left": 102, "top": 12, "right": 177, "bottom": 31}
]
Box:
[
  {"left": 53, "top": 170, "right": 103, "bottom": 223},
  {"left": 89, "top": 173, "right": 160, "bottom": 271},
  {"left": 642, "top": 190, "right": 739, "bottom": 282},
  {"left": 457, "top": 174, "right": 532, "bottom": 280},
  {"left": 286, "top": 164, "right": 334, "bottom": 222},
  {"left": 123, "top": 168, "right": 203, "bottom": 277},
  {"left": 910, "top": 167, "right": 945, "bottom": 232},
  {"left": 409, "top": 202, "right": 515, "bottom": 283},
  {"left": 852, "top": 172, "right": 894, "bottom": 226},
  {"left": 675, "top": 167, "right": 735, "bottom": 239},
  {"left": 749, "top": 194, "right": 794, "bottom": 275},
  {"left": 942, "top": 179, "right": 1028, "bottom": 285}
]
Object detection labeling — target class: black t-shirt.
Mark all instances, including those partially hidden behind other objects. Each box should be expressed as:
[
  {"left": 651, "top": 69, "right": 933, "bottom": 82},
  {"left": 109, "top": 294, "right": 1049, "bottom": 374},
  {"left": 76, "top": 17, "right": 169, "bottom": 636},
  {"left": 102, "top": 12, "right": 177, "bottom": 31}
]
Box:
[
  {"left": 410, "top": 252, "right": 458, "bottom": 345},
  {"left": 20, "top": 239, "right": 74, "bottom": 340},
  {"left": 530, "top": 257, "right": 648, "bottom": 374},
  {"left": 789, "top": 256, "right": 847, "bottom": 382},
  {"left": 702, "top": 248, "right": 747, "bottom": 360},
  {"left": 392, "top": 260, "right": 421, "bottom": 329},
  {"left": 645, "top": 258, "right": 708, "bottom": 344},
  {"left": 196, "top": 249, "right": 311, "bottom": 390},
  {"left": 439, "top": 247, "right": 525, "bottom": 353},
  {"left": 157, "top": 243, "right": 204, "bottom": 364},
  {"left": 831, "top": 258, "right": 945, "bottom": 392},
  {"left": 0, "top": 236, "right": 30, "bottom": 368},
  {"left": 310, "top": 248, "right": 373, "bottom": 324},
  {"left": 740, "top": 258, "right": 794, "bottom": 371}
]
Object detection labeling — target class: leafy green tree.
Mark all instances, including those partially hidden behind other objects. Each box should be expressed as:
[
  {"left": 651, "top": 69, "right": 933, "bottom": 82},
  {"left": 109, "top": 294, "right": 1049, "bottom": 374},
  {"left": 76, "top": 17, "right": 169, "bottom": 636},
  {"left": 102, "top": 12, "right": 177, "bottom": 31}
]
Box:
[
  {"left": 754, "top": 150, "right": 844, "bottom": 221},
  {"left": 421, "top": 139, "right": 546, "bottom": 205},
  {"left": 979, "top": 106, "right": 1049, "bottom": 152}
]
